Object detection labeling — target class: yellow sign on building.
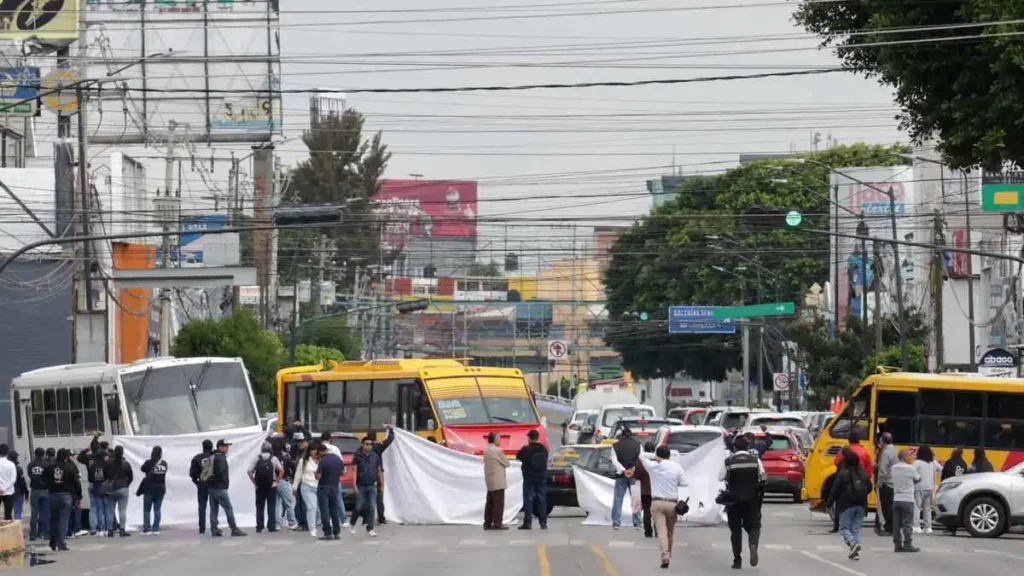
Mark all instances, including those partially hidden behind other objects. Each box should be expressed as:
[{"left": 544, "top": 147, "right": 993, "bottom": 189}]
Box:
[{"left": 0, "top": 0, "right": 80, "bottom": 40}]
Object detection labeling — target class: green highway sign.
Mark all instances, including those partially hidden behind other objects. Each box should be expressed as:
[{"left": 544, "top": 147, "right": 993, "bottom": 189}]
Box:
[
  {"left": 712, "top": 301, "right": 795, "bottom": 320},
  {"left": 982, "top": 171, "right": 1024, "bottom": 212}
]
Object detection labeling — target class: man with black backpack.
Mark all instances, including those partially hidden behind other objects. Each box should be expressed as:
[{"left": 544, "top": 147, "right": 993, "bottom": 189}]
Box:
[
  {"left": 826, "top": 446, "right": 872, "bottom": 561},
  {"left": 86, "top": 450, "right": 110, "bottom": 537},
  {"left": 248, "top": 441, "right": 284, "bottom": 533},
  {"left": 189, "top": 440, "right": 214, "bottom": 534}
]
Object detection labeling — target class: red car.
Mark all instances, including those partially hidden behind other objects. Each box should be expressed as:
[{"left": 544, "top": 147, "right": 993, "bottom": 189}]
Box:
[
  {"left": 739, "top": 426, "right": 805, "bottom": 503},
  {"left": 328, "top": 432, "right": 361, "bottom": 506}
]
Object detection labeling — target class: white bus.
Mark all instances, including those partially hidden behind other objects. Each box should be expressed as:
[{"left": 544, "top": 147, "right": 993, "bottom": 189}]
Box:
[{"left": 9, "top": 357, "right": 261, "bottom": 514}]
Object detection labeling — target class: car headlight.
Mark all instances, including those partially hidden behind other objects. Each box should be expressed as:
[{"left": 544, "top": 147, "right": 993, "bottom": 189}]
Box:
[{"left": 937, "top": 481, "right": 961, "bottom": 493}]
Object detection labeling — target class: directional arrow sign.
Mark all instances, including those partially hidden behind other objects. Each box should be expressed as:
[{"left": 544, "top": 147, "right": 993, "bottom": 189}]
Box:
[{"left": 711, "top": 301, "right": 796, "bottom": 320}]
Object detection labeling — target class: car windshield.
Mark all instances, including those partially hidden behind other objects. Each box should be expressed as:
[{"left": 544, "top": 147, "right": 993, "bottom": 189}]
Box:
[
  {"left": 721, "top": 412, "right": 749, "bottom": 429},
  {"left": 603, "top": 408, "right": 653, "bottom": 427},
  {"left": 572, "top": 411, "right": 594, "bottom": 424},
  {"left": 766, "top": 435, "right": 794, "bottom": 451},
  {"left": 666, "top": 431, "right": 721, "bottom": 453},
  {"left": 120, "top": 361, "right": 257, "bottom": 435},
  {"left": 434, "top": 397, "right": 539, "bottom": 426},
  {"left": 753, "top": 417, "right": 804, "bottom": 428},
  {"left": 549, "top": 446, "right": 597, "bottom": 469}
]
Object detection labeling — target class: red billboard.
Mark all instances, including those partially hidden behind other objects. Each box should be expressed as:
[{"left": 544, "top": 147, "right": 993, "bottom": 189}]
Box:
[{"left": 373, "top": 179, "right": 478, "bottom": 249}]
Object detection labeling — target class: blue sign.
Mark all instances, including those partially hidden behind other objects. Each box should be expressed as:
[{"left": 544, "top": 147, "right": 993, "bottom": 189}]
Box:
[
  {"left": 668, "top": 306, "right": 736, "bottom": 334},
  {"left": 0, "top": 67, "right": 40, "bottom": 116}
]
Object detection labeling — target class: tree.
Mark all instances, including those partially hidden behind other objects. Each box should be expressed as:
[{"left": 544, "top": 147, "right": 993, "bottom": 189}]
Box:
[
  {"left": 293, "top": 343, "right": 345, "bottom": 367},
  {"left": 794, "top": 1, "right": 1024, "bottom": 169},
  {"left": 466, "top": 261, "right": 502, "bottom": 277},
  {"left": 604, "top": 144, "right": 908, "bottom": 381},
  {"left": 171, "top": 310, "right": 284, "bottom": 405},
  {"left": 291, "top": 315, "right": 362, "bottom": 361},
  {"left": 279, "top": 109, "right": 391, "bottom": 290}
]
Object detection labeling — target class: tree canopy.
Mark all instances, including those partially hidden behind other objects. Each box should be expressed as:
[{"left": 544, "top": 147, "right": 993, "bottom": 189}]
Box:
[
  {"left": 603, "top": 144, "right": 908, "bottom": 381},
  {"left": 292, "top": 343, "right": 346, "bottom": 367},
  {"left": 794, "top": 0, "right": 1024, "bottom": 169}
]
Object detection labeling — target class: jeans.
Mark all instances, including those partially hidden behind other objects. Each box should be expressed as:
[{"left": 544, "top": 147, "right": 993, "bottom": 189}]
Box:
[
  {"left": 143, "top": 488, "right": 165, "bottom": 532},
  {"left": 208, "top": 487, "right": 238, "bottom": 533},
  {"left": 89, "top": 486, "right": 106, "bottom": 533},
  {"left": 30, "top": 490, "right": 49, "bottom": 539},
  {"left": 196, "top": 484, "right": 209, "bottom": 532},
  {"left": 14, "top": 494, "right": 23, "bottom": 519},
  {"left": 317, "top": 484, "right": 341, "bottom": 537},
  {"left": 522, "top": 478, "right": 548, "bottom": 527},
  {"left": 276, "top": 480, "right": 296, "bottom": 527},
  {"left": 255, "top": 486, "right": 278, "bottom": 531},
  {"left": 611, "top": 477, "right": 634, "bottom": 527},
  {"left": 338, "top": 482, "right": 347, "bottom": 523},
  {"left": 350, "top": 484, "right": 378, "bottom": 532},
  {"left": 838, "top": 506, "right": 866, "bottom": 546},
  {"left": 914, "top": 490, "right": 933, "bottom": 531},
  {"left": 299, "top": 483, "right": 320, "bottom": 535},
  {"left": 106, "top": 488, "right": 128, "bottom": 532},
  {"left": 49, "top": 492, "right": 72, "bottom": 550},
  {"left": 67, "top": 500, "right": 81, "bottom": 536},
  {"left": 892, "top": 501, "right": 915, "bottom": 548}
]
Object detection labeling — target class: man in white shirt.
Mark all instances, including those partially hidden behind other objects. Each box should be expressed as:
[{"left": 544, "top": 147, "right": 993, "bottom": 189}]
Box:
[
  {"left": 644, "top": 446, "right": 688, "bottom": 569},
  {"left": 0, "top": 444, "right": 19, "bottom": 520}
]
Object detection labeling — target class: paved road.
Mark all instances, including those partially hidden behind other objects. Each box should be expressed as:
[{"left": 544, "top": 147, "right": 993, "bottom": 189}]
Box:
[{"left": 22, "top": 501, "right": 1024, "bottom": 575}]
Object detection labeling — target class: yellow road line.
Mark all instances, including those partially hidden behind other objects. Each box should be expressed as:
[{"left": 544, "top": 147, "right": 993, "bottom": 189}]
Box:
[
  {"left": 590, "top": 544, "right": 621, "bottom": 576},
  {"left": 537, "top": 544, "right": 551, "bottom": 576}
]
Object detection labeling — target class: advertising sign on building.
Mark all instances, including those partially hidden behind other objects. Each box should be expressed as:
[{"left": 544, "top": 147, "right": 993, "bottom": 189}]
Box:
[
  {"left": 0, "top": 67, "right": 39, "bottom": 116},
  {"left": 978, "top": 348, "right": 1017, "bottom": 378},
  {"left": 373, "top": 180, "right": 478, "bottom": 251},
  {"left": 0, "top": 0, "right": 79, "bottom": 39}
]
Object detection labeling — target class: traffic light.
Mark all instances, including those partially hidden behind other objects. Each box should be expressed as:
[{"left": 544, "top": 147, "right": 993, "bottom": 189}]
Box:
[
  {"left": 272, "top": 204, "right": 343, "bottom": 226},
  {"left": 741, "top": 205, "right": 802, "bottom": 229},
  {"left": 395, "top": 299, "right": 430, "bottom": 313},
  {"left": 639, "top": 312, "right": 649, "bottom": 321}
]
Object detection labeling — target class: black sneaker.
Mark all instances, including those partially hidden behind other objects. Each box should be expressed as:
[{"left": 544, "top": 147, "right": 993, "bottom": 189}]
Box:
[
  {"left": 332, "top": 534, "right": 341, "bottom": 540},
  {"left": 211, "top": 529, "right": 224, "bottom": 538},
  {"left": 519, "top": 524, "right": 532, "bottom": 530},
  {"left": 849, "top": 543, "right": 861, "bottom": 559},
  {"left": 199, "top": 528, "right": 206, "bottom": 535},
  {"left": 731, "top": 558, "right": 742, "bottom": 570},
  {"left": 540, "top": 524, "right": 548, "bottom": 530},
  {"left": 902, "top": 545, "right": 919, "bottom": 553},
  {"left": 231, "top": 529, "right": 247, "bottom": 537},
  {"left": 660, "top": 560, "right": 669, "bottom": 569},
  {"left": 749, "top": 546, "right": 759, "bottom": 567}
]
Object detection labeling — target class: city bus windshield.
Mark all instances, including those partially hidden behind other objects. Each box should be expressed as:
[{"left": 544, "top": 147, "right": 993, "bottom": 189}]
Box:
[
  {"left": 434, "top": 396, "right": 539, "bottom": 426},
  {"left": 120, "top": 362, "right": 258, "bottom": 435}
]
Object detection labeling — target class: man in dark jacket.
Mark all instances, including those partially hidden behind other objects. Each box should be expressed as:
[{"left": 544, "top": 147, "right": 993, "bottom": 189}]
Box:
[
  {"left": 633, "top": 456, "right": 654, "bottom": 537},
  {"left": 371, "top": 427, "right": 395, "bottom": 525},
  {"left": 350, "top": 436, "right": 384, "bottom": 536},
  {"left": 721, "top": 436, "right": 766, "bottom": 570},
  {"left": 189, "top": 439, "right": 215, "bottom": 534},
  {"left": 516, "top": 430, "right": 548, "bottom": 530},
  {"left": 826, "top": 447, "right": 871, "bottom": 560},
  {"left": 207, "top": 439, "right": 246, "bottom": 537},
  {"left": 45, "top": 448, "right": 81, "bottom": 552},
  {"left": 610, "top": 428, "right": 641, "bottom": 529},
  {"left": 76, "top": 436, "right": 104, "bottom": 535},
  {"left": 27, "top": 447, "right": 51, "bottom": 541}
]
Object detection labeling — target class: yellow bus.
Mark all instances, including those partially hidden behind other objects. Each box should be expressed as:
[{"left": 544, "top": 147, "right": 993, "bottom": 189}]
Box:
[
  {"left": 276, "top": 359, "right": 549, "bottom": 456},
  {"left": 803, "top": 372, "right": 1024, "bottom": 511}
]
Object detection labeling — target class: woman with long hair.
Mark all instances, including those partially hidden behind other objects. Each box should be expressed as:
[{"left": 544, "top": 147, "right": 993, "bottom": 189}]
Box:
[
  {"left": 912, "top": 446, "right": 942, "bottom": 533},
  {"left": 140, "top": 446, "right": 168, "bottom": 535},
  {"left": 272, "top": 438, "right": 298, "bottom": 530},
  {"left": 104, "top": 445, "right": 134, "bottom": 537},
  {"left": 970, "top": 447, "right": 994, "bottom": 473}
]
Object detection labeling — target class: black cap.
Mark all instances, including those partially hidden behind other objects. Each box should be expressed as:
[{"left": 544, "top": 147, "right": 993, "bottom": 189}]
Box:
[
  {"left": 527, "top": 430, "right": 539, "bottom": 440},
  {"left": 216, "top": 439, "right": 232, "bottom": 448}
]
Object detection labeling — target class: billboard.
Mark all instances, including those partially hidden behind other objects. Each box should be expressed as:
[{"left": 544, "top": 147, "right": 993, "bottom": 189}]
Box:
[
  {"left": 829, "top": 167, "right": 917, "bottom": 327},
  {"left": 373, "top": 180, "right": 478, "bottom": 251},
  {"left": 0, "top": 67, "right": 39, "bottom": 116},
  {"left": 154, "top": 213, "right": 239, "bottom": 267},
  {"left": 0, "top": 0, "right": 79, "bottom": 39},
  {"left": 84, "top": 0, "right": 281, "bottom": 141}
]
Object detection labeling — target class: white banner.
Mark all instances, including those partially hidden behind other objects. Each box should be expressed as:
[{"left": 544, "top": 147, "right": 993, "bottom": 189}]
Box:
[
  {"left": 113, "top": 430, "right": 266, "bottom": 529},
  {"left": 382, "top": 428, "right": 524, "bottom": 525},
  {"left": 575, "top": 439, "right": 728, "bottom": 526}
]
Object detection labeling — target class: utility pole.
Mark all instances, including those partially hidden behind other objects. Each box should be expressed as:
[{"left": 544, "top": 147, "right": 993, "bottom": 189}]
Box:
[
  {"left": 252, "top": 145, "right": 277, "bottom": 328},
  {"left": 158, "top": 122, "right": 178, "bottom": 357},
  {"left": 229, "top": 154, "right": 241, "bottom": 312},
  {"left": 76, "top": 85, "right": 94, "bottom": 313},
  {"left": 932, "top": 209, "right": 945, "bottom": 371},
  {"left": 963, "top": 173, "right": 977, "bottom": 370},
  {"left": 873, "top": 239, "right": 883, "bottom": 353},
  {"left": 757, "top": 326, "right": 765, "bottom": 406},
  {"left": 886, "top": 186, "right": 909, "bottom": 370},
  {"left": 742, "top": 322, "right": 751, "bottom": 407}
]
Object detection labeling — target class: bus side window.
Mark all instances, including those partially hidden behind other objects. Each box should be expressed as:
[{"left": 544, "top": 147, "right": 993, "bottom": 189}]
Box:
[
  {"left": 829, "top": 386, "right": 872, "bottom": 440},
  {"left": 13, "top": 391, "right": 21, "bottom": 438},
  {"left": 876, "top": 391, "right": 917, "bottom": 445}
]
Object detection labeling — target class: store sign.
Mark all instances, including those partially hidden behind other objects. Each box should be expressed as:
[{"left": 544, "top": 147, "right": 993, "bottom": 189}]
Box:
[
  {"left": 0, "top": 0, "right": 79, "bottom": 40},
  {"left": 978, "top": 348, "right": 1017, "bottom": 378}
]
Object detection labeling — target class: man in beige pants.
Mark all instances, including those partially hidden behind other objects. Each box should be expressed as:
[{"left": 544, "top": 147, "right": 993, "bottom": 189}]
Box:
[{"left": 644, "top": 446, "right": 688, "bottom": 568}]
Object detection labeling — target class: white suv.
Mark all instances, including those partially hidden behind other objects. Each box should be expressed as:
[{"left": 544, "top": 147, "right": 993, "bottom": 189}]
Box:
[{"left": 935, "top": 461, "right": 1024, "bottom": 538}]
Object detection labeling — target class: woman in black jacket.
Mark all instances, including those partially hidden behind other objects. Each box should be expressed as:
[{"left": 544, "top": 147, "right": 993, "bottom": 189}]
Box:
[
  {"left": 941, "top": 447, "right": 967, "bottom": 480},
  {"left": 826, "top": 447, "right": 872, "bottom": 559},
  {"left": 140, "top": 446, "right": 168, "bottom": 535},
  {"left": 104, "top": 446, "right": 134, "bottom": 537}
]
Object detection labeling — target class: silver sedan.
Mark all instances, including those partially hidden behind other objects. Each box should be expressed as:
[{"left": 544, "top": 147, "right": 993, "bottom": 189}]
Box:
[{"left": 934, "top": 460, "right": 1024, "bottom": 538}]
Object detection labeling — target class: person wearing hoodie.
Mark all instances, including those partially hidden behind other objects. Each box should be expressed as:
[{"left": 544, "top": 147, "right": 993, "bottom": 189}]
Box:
[
  {"left": 208, "top": 439, "right": 246, "bottom": 538},
  {"left": 140, "top": 446, "right": 168, "bottom": 535},
  {"left": 941, "top": 447, "right": 968, "bottom": 481},
  {"left": 189, "top": 439, "right": 215, "bottom": 534},
  {"left": 292, "top": 437, "right": 321, "bottom": 538},
  {"left": 27, "top": 447, "right": 51, "bottom": 541},
  {"left": 45, "top": 448, "right": 81, "bottom": 552},
  {"left": 826, "top": 447, "right": 872, "bottom": 560},
  {"left": 248, "top": 441, "right": 283, "bottom": 533},
  {"left": 0, "top": 444, "right": 17, "bottom": 520},
  {"left": 103, "top": 446, "right": 134, "bottom": 537}
]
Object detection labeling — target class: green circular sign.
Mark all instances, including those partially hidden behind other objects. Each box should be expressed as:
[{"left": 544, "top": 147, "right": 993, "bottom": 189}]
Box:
[
  {"left": 785, "top": 210, "right": 802, "bottom": 227},
  {"left": 639, "top": 312, "right": 649, "bottom": 321}
]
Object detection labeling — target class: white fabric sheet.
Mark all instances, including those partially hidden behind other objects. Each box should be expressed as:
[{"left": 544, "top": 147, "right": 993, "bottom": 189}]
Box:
[
  {"left": 575, "top": 438, "right": 728, "bottom": 526},
  {"left": 382, "top": 427, "right": 524, "bottom": 525},
  {"left": 113, "top": 431, "right": 266, "bottom": 529}
]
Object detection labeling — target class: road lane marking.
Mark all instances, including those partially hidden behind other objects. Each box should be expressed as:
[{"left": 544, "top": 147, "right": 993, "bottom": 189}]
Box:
[
  {"left": 569, "top": 539, "right": 588, "bottom": 546},
  {"left": 765, "top": 544, "right": 792, "bottom": 550},
  {"left": 510, "top": 539, "right": 535, "bottom": 546},
  {"left": 607, "top": 541, "right": 635, "bottom": 548},
  {"left": 590, "top": 544, "right": 621, "bottom": 576},
  {"left": 800, "top": 551, "right": 868, "bottom": 576},
  {"left": 816, "top": 544, "right": 844, "bottom": 551},
  {"left": 459, "top": 539, "right": 487, "bottom": 546},
  {"left": 972, "top": 549, "right": 1024, "bottom": 561},
  {"left": 537, "top": 545, "right": 551, "bottom": 576},
  {"left": 773, "top": 512, "right": 795, "bottom": 517},
  {"left": 410, "top": 539, "right": 439, "bottom": 546}
]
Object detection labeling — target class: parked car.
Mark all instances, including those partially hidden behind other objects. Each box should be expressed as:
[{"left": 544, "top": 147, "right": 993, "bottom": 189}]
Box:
[
  {"left": 653, "top": 425, "right": 726, "bottom": 454},
  {"left": 738, "top": 426, "right": 806, "bottom": 503},
  {"left": 602, "top": 417, "right": 683, "bottom": 447},
  {"left": 668, "top": 407, "right": 709, "bottom": 425},
  {"left": 545, "top": 444, "right": 619, "bottom": 515},
  {"left": 802, "top": 411, "right": 835, "bottom": 438},
  {"left": 328, "top": 432, "right": 361, "bottom": 506},
  {"left": 561, "top": 409, "right": 599, "bottom": 445},
  {"left": 747, "top": 413, "right": 806, "bottom": 430},
  {"left": 596, "top": 404, "right": 657, "bottom": 439},
  {"left": 935, "top": 460, "right": 1024, "bottom": 538}
]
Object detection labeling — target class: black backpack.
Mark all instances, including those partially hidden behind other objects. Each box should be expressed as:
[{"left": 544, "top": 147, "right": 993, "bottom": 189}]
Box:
[
  {"left": 848, "top": 469, "right": 869, "bottom": 502},
  {"left": 254, "top": 457, "right": 276, "bottom": 489}
]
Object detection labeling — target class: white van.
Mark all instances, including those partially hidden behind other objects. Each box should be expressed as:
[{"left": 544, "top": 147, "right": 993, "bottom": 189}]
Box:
[{"left": 596, "top": 403, "right": 656, "bottom": 439}]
